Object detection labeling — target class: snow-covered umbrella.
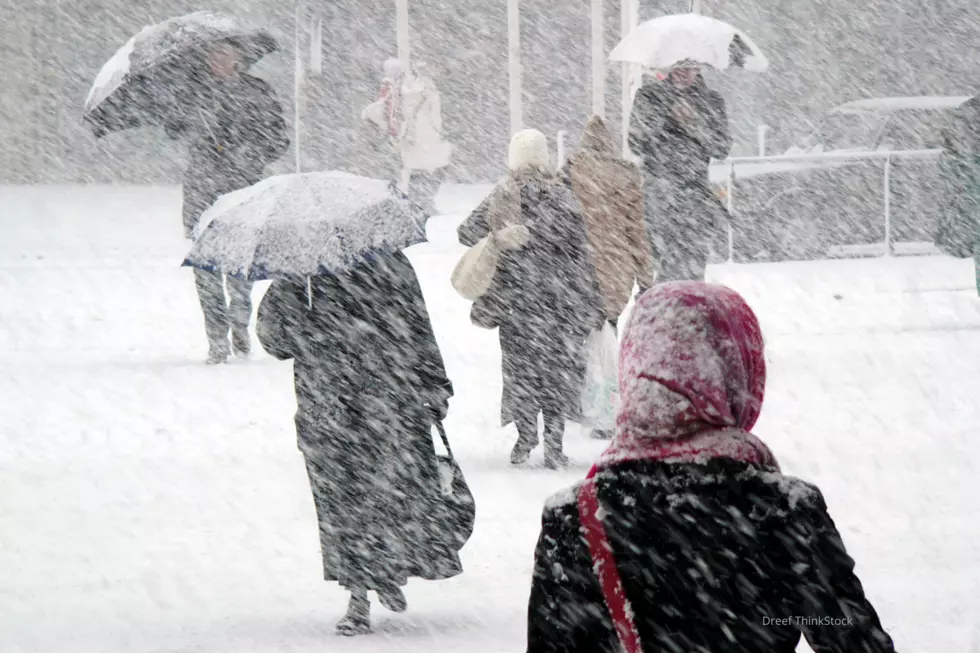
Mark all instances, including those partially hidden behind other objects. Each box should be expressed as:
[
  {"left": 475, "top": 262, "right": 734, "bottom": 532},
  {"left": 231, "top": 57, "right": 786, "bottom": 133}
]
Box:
[
  {"left": 183, "top": 171, "right": 429, "bottom": 281},
  {"left": 609, "top": 14, "right": 769, "bottom": 72},
  {"left": 83, "top": 12, "right": 278, "bottom": 139}
]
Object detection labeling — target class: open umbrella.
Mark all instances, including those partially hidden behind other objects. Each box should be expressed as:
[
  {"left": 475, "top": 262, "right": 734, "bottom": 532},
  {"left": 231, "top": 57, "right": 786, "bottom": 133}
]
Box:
[
  {"left": 83, "top": 12, "right": 278, "bottom": 139},
  {"left": 609, "top": 14, "right": 768, "bottom": 72},
  {"left": 183, "top": 171, "right": 429, "bottom": 281}
]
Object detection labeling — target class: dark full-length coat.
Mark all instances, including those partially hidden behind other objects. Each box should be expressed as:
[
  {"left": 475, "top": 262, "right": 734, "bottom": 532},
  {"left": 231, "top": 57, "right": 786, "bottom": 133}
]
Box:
[
  {"left": 458, "top": 169, "right": 603, "bottom": 426},
  {"left": 629, "top": 76, "right": 732, "bottom": 281},
  {"left": 256, "top": 252, "right": 462, "bottom": 590},
  {"left": 527, "top": 458, "right": 897, "bottom": 653},
  {"left": 172, "top": 72, "right": 289, "bottom": 237}
]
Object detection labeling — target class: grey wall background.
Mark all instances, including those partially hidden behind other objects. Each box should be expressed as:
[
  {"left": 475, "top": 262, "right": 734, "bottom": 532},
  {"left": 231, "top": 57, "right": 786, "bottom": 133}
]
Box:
[{"left": 1, "top": 0, "right": 978, "bottom": 184}]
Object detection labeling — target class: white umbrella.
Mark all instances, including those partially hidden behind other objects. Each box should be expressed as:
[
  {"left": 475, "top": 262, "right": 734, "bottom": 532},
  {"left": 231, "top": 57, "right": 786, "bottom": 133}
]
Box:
[
  {"left": 609, "top": 14, "right": 769, "bottom": 72},
  {"left": 183, "top": 171, "right": 428, "bottom": 281}
]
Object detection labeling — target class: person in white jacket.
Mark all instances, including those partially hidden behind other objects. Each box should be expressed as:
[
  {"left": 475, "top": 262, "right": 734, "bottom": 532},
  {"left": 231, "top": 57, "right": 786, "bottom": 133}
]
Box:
[{"left": 363, "top": 59, "right": 453, "bottom": 214}]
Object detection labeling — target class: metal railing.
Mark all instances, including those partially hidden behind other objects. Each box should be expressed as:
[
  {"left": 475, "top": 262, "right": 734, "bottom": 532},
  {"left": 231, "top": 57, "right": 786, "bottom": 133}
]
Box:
[{"left": 719, "top": 148, "right": 944, "bottom": 262}]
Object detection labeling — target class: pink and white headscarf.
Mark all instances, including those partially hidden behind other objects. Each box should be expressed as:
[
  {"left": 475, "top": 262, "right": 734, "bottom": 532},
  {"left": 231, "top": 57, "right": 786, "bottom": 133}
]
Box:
[{"left": 594, "top": 281, "right": 778, "bottom": 471}]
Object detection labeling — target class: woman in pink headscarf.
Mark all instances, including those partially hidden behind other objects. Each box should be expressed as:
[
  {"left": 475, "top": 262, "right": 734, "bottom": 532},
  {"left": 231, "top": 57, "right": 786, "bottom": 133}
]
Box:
[{"left": 525, "top": 282, "right": 896, "bottom": 653}]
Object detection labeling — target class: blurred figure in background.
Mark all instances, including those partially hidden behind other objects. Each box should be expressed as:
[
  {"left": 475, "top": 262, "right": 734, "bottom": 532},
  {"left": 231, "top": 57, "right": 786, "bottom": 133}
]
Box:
[
  {"left": 363, "top": 59, "right": 453, "bottom": 214},
  {"left": 629, "top": 62, "right": 731, "bottom": 282},
  {"left": 169, "top": 40, "right": 289, "bottom": 364},
  {"left": 526, "top": 282, "right": 896, "bottom": 653},
  {"left": 459, "top": 129, "right": 602, "bottom": 469},
  {"left": 563, "top": 115, "right": 655, "bottom": 439}
]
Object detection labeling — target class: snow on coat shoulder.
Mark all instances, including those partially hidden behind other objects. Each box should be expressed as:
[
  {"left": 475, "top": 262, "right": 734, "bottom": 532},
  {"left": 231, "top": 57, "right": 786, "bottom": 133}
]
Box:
[{"left": 544, "top": 480, "right": 588, "bottom": 512}]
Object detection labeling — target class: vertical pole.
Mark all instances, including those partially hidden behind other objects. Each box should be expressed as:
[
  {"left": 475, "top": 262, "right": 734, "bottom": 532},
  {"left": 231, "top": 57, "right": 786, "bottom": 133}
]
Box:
[
  {"left": 757, "top": 125, "right": 769, "bottom": 156},
  {"left": 883, "top": 155, "right": 892, "bottom": 257},
  {"left": 691, "top": 0, "right": 702, "bottom": 13},
  {"left": 294, "top": 3, "right": 303, "bottom": 173},
  {"left": 557, "top": 130, "right": 568, "bottom": 169},
  {"left": 508, "top": 0, "right": 522, "bottom": 135},
  {"left": 620, "top": 0, "right": 631, "bottom": 156},
  {"left": 727, "top": 159, "right": 735, "bottom": 263},
  {"left": 396, "top": 0, "right": 411, "bottom": 64},
  {"left": 591, "top": 0, "right": 605, "bottom": 118}
]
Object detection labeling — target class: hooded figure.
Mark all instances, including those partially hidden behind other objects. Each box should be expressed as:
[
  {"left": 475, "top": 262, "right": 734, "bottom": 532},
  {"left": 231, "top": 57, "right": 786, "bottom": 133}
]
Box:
[
  {"left": 629, "top": 66, "right": 731, "bottom": 282},
  {"left": 526, "top": 282, "right": 897, "bottom": 653},
  {"left": 565, "top": 115, "right": 656, "bottom": 320},
  {"left": 457, "top": 129, "right": 603, "bottom": 468},
  {"left": 256, "top": 251, "right": 461, "bottom": 636},
  {"left": 170, "top": 41, "right": 289, "bottom": 364}
]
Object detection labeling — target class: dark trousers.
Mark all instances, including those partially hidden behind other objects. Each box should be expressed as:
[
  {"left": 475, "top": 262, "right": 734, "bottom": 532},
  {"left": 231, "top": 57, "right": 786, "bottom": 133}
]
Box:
[
  {"left": 408, "top": 169, "right": 446, "bottom": 215},
  {"left": 194, "top": 269, "right": 253, "bottom": 349},
  {"left": 515, "top": 411, "right": 565, "bottom": 455}
]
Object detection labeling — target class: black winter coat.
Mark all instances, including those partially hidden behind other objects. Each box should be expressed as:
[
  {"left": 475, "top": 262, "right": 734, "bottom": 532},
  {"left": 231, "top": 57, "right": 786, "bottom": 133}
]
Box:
[
  {"left": 256, "top": 252, "right": 461, "bottom": 589},
  {"left": 527, "top": 459, "right": 896, "bottom": 653},
  {"left": 175, "top": 73, "right": 289, "bottom": 237},
  {"left": 629, "top": 77, "right": 731, "bottom": 185}
]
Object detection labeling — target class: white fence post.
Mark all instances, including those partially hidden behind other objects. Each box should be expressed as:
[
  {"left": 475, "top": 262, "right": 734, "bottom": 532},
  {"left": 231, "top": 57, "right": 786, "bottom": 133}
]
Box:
[
  {"left": 883, "top": 154, "right": 893, "bottom": 257},
  {"left": 396, "top": 0, "right": 411, "bottom": 64},
  {"left": 591, "top": 0, "right": 605, "bottom": 118},
  {"left": 508, "top": 0, "right": 523, "bottom": 135},
  {"left": 557, "top": 130, "right": 568, "bottom": 169},
  {"left": 294, "top": 3, "right": 303, "bottom": 173}
]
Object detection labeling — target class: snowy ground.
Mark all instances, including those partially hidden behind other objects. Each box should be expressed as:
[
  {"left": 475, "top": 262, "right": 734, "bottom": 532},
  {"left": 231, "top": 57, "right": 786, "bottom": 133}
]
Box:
[{"left": 2, "top": 183, "right": 980, "bottom": 652}]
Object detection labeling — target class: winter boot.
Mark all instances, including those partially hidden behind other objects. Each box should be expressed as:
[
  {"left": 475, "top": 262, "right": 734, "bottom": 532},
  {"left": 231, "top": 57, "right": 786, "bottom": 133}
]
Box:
[
  {"left": 205, "top": 341, "right": 230, "bottom": 365},
  {"left": 377, "top": 584, "right": 408, "bottom": 613},
  {"left": 231, "top": 327, "right": 251, "bottom": 357},
  {"left": 336, "top": 590, "right": 371, "bottom": 636},
  {"left": 510, "top": 420, "right": 540, "bottom": 466}
]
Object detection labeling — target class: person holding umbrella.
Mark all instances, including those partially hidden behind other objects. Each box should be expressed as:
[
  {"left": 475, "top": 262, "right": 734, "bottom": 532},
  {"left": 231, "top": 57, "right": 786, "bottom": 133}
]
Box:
[
  {"left": 171, "top": 41, "right": 290, "bottom": 364},
  {"left": 628, "top": 61, "right": 731, "bottom": 282},
  {"left": 185, "top": 171, "right": 468, "bottom": 636},
  {"left": 83, "top": 13, "right": 289, "bottom": 364}
]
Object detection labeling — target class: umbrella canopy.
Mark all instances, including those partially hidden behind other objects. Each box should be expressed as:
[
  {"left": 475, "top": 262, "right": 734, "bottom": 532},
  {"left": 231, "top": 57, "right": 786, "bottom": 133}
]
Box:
[
  {"left": 609, "top": 14, "right": 768, "bottom": 72},
  {"left": 183, "top": 172, "right": 429, "bottom": 281},
  {"left": 83, "top": 12, "right": 278, "bottom": 139}
]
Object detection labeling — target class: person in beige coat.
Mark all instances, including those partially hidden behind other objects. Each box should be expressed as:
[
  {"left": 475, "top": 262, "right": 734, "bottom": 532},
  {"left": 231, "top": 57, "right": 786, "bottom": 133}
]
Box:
[
  {"left": 564, "top": 115, "right": 655, "bottom": 439},
  {"left": 565, "top": 115, "right": 655, "bottom": 321}
]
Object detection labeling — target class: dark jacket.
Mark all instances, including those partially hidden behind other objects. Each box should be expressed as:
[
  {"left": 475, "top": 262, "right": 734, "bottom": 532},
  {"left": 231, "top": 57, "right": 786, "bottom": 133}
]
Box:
[
  {"left": 256, "top": 252, "right": 461, "bottom": 589},
  {"left": 937, "top": 95, "right": 980, "bottom": 260},
  {"left": 527, "top": 459, "right": 896, "bottom": 653},
  {"left": 176, "top": 73, "right": 289, "bottom": 237},
  {"left": 459, "top": 171, "right": 603, "bottom": 425},
  {"left": 629, "top": 76, "right": 731, "bottom": 184}
]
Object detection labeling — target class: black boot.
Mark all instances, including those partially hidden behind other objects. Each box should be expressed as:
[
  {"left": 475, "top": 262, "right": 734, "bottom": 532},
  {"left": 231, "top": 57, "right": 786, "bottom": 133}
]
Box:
[
  {"left": 510, "top": 416, "right": 539, "bottom": 465},
  {"left": 543, "top": 414, "right": 569, "bottom": 470}
]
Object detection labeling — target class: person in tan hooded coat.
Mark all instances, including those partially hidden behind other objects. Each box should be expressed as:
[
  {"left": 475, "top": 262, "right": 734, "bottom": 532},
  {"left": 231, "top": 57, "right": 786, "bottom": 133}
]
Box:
[
  {"left": 564, "top": 115, "right": 655, "bottom": 323},
  {"left": 564, "top": 116, "right": 655, "bottom": 439}
]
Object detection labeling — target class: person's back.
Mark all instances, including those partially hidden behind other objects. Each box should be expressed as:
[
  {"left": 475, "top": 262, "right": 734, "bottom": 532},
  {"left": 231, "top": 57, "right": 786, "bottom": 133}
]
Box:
[
  {"left": 526, "top": 283, "right": 895, "bottom": 653},
  {"left": 566, "top": 115, "right": 654, "bottom": 319}
]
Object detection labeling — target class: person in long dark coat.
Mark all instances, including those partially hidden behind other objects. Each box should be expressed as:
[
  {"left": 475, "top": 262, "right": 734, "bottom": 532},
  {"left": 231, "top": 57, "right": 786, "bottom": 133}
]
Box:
[
  {"left": 458, "top": 129, "right": 603, "bottom": 469},
  {"left": 256, "top": 251, "right": 461, "bottom": 636},
  {"left": 629, "top": 64, "right": 731, "bottom": 281},
  {"left": 937, "top": 95, "right": 980, "bottom": 295},
  {"left": 526, "top": 282, "right": 897, "bottom": 653},
  {"left": 169, "top": 41, "right": 289, "bottom": 364}
]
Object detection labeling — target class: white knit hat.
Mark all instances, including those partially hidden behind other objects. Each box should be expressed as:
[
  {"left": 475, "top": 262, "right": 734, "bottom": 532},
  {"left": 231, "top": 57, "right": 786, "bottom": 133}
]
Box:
[{"left": 508, "top": 129, "right": 551, "bottom": 172}]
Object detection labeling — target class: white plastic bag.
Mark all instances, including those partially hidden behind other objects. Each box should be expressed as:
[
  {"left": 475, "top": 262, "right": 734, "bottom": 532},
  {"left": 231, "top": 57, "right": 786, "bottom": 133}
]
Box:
[{"left": 580, "top": 323, "right": 620, "bottom": 431}]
